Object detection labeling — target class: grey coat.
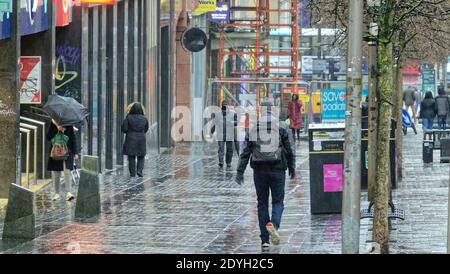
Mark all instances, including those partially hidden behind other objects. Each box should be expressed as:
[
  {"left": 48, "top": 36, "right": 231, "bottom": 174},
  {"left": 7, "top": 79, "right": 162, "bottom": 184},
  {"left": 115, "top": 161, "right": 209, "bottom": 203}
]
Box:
[
  {"left": 435, "top": 95, "right": 450, "bottom": 116},
  {"left": 403, "top": 87, "right": 416, "bottom": 106}
]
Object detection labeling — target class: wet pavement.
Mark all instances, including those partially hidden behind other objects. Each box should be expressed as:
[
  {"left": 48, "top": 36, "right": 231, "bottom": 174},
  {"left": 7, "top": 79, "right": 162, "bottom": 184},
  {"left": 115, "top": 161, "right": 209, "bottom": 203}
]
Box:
[{"left": 0, "top": 129, "right": 448, "bottom": 254}]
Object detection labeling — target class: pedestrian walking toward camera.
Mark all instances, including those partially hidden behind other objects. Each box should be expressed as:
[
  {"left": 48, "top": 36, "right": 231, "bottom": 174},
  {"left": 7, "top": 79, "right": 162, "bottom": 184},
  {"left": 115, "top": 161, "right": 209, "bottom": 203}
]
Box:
[
  {"left": 235, "top": 101, "right": 295, "bottom": 251},
  {"left": 435, "top": 87, "right": 449, "bottom": 130},
  {"left": 211, "top": 100, "right": 238, "bottom": 169},
  {"left": 122, "top": 102, "right": 149, "bottom": 178},
  {"left": 47, "top": 120, "right": 79, "bottom": 201},
  {"left": 419, "top": 91, "right": 436, "bottom": 140},
  {"left": 288, "top": 94, "right": 303, "bottom": 141}
]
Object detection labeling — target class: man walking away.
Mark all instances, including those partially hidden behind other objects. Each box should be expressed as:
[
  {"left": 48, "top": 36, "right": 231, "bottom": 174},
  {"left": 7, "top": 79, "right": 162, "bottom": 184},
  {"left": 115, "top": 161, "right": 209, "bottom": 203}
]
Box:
[
  {"left": 435, "top": 87, "right": 450, "bottom": 130},
  {"left": 403, "top": 86, "right": 418, "bottom": 122},
  {"left": 235, "top": 101, "right": 295, "bottom": 251},
  {"left": 212, "top": 100, "right": 238, "bottom": 168},
  {"left": 420, "top": 91, "right": 436, "bottom": 140}
]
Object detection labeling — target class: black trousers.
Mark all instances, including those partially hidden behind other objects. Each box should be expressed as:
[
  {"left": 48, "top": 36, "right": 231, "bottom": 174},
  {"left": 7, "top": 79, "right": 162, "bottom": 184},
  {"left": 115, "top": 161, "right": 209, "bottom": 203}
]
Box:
[
  {"left": 128, "top": 156, "right": 145, "bottom": 176},
  {"left": 218, "top": 141, "right": 234, "bottom": 165},
  {"left": 291, "top": 129, "right": 300, "bottom": 140}
]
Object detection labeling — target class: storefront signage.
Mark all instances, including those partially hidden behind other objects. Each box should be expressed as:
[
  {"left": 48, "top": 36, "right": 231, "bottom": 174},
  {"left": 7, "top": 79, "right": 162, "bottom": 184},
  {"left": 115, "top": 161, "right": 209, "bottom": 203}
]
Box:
[
  {"left": 193, "top": 0, "right": 216, "bottom": 16},
  {"left": 208, "top": 2, "right": 229, "bottom": 23},
  {"left": 20, "top": 56, "right": 42, "bottom": 104},
  {"left": 20, "top": 0, "right": 49, "bottom": 36},
  {"left": 321, "top": 89, "right": 346, "bottom": 122},
  {"left": 323, "top": 164, "right": 343, "bottom": 192}
]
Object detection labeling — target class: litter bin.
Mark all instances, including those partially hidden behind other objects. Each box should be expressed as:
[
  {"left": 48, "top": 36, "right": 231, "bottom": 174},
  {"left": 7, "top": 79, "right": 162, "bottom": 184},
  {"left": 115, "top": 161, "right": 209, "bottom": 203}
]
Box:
[
  {"left": 440, "top": 138, "right": 450, "bottom": 163},
  {"left": 423, "top": 140, "right": 434, "bottom": 163},
  {"left": 309, "top": 123, "right": 345, "bottom": 214}
]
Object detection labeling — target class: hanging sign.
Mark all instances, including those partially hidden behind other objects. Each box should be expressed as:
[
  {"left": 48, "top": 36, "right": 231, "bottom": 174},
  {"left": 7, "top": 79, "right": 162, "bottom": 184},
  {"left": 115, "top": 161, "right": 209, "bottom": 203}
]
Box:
[
  {"left": 0, "top": 10, "right": 11, "bottom": 40},
  {"left": 20, "top": 56, "right": 42, "bottom": 105},
  {"left": 0, "top": 0, "right": 12, "bottom": 12},
  {"left": 20, "top": 0, "right": 49, "bottom": 36},
  {"left": 193, "top": 0, "right": 216, "bottom": 16},
  {"left": 78, "top": 0, "right": 116, "bottom": 4},
  {"left": 54, "top": 0, "right": 71, "bottom": 27}
]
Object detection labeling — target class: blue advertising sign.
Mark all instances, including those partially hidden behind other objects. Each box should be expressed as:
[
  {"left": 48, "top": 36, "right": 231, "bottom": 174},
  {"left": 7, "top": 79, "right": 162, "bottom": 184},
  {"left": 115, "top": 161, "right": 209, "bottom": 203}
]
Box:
[
  {"left": 321, "top": 89, "right": 346, "bottom": 121},
  {"left": 208, "top": 2, "right": 230, "bottom": 23},
  {"left": 0, "top": 11, "right": 11, "bottom": 40},
  {"left": 20, "top": 0, "right": 49, "bottom": 36},
  {"left": 422, "top": 68, "right": 435, "bottom": 94}
]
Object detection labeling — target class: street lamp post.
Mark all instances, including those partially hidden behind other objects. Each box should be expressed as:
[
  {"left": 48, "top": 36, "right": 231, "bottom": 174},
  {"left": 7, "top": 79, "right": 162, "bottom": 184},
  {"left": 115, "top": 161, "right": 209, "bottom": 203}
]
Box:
[{"left": 342, "top": 0, "right": 364, "bottom": 254}]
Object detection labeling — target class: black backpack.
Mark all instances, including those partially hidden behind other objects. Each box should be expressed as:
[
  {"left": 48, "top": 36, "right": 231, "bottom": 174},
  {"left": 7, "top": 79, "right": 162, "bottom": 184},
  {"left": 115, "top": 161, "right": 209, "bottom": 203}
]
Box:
[{"left": 251, "top": 128, "right": 284, "bottom": 164}]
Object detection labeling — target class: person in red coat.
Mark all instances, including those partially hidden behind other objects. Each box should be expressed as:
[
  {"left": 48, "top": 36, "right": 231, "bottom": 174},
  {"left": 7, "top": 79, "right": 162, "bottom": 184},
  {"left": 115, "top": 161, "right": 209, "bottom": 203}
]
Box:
[{"left": 288, "top": 94, "right": 303, "bottom": 141}]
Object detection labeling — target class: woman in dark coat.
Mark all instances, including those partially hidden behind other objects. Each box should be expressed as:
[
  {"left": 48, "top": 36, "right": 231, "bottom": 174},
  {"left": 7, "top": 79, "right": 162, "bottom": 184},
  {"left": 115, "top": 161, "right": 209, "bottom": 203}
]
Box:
[
  {"left": 47, "top": 120, "right": 78, "bottom": 201},
  {"left": 122, "top": 102, "right": 149, "bottom": 177},
  {"left": 419, "top": 91, "right": 436, "bottom": 140}
]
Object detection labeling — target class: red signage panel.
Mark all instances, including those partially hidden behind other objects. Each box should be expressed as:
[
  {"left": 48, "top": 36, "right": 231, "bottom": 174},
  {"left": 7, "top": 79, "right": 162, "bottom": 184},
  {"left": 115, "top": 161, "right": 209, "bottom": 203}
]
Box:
[
  {"left": 54, "top": 0, "right": 71, "bottom": 27},
  {"left": 79, "top": 0, "right": 116, "bottom": 4}
]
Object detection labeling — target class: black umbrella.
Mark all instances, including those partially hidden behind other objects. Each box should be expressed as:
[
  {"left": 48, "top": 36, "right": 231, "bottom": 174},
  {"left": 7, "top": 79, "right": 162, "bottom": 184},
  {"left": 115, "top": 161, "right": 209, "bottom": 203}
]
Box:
[{"left": 43, "top": 95, "right": 89, "bottom": 127}]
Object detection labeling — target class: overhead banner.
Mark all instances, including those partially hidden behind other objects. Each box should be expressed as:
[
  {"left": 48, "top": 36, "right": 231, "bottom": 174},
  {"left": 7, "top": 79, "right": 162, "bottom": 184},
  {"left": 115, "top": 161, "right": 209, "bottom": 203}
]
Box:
[
  {"left": 20, "top": 56, "right": 42, "bottom": 105},
  {"left": 321, "top": 89, "right": 346, "bottom": 122},
  {"left": 208, "top": 2, "right": 230, "bottom": 23},
  {"left": 193, "top": 0, "right": 216, "bottom": 16},
  {"left": 0, "top": 10, "right": 11, "bottom": 40},
  {"left": 20, "top": 0, "right": 49, "bottom": 36},
  {"left": 54, "top": 0, "right": 72, "bottom": 27}
]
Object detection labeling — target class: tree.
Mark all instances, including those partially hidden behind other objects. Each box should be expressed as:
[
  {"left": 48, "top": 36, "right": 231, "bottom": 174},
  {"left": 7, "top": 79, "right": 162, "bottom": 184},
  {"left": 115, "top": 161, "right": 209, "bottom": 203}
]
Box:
[{"left": 308, "top": 0, "right": 450, "bottom": 254}]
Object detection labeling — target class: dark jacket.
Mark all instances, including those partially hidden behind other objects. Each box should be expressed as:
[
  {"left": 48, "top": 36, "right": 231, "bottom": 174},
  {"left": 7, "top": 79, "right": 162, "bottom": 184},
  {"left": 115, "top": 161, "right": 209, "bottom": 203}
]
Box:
[
  {"left": 237, "top": 114, "right": 295, "bottom": 173},
  {"left": 435, "top": 95, "right": 450, "bottom": 116},
  {"left": 122, "top": 104, "right": 149, "bottom": 156},
  {"left": 47, "top": 123, "right": 77, "bottom": 172},
  {"left": 420, "top": 98, "right": 436, "bottom": 119}
]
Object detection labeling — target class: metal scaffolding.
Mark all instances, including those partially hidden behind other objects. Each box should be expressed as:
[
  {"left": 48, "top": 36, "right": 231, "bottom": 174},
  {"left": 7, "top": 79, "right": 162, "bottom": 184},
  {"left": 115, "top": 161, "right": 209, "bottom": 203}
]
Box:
[{"left": 213, "top": 0, "right": 303, "bottom": 114}]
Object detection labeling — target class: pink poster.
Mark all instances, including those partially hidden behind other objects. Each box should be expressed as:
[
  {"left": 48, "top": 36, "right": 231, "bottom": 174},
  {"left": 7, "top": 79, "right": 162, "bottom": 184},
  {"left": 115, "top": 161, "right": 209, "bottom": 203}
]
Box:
[{"left": 323, "top": 164, "right": 343, "bottom": 192}]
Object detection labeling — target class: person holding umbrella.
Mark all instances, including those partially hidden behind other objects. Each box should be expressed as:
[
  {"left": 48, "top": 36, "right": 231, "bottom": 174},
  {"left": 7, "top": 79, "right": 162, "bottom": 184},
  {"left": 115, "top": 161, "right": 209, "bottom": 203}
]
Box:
[
  {"left": 43, "top": 94, "right": 88, "bottom": 201},
  {"left": 122, "top": 102, "right": 149, "bottom": 178},
  {"left": 47, "top": 120, "right": 79, "bottom": 201}
]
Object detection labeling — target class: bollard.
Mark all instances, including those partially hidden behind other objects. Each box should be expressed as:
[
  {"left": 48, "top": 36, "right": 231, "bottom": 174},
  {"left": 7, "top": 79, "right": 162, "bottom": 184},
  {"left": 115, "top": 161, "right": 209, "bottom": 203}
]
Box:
[
  {"left": 2, "top": 184, "right": 35, "bottom": 240},
  {"left": 74, "top": 156, "right": 101, "bottom": 220}
]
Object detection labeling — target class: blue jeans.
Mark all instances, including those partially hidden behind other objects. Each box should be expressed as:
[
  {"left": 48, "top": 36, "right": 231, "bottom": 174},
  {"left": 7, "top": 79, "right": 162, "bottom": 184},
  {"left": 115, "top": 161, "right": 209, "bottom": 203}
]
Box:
[
  {"left": 253, "top": 169, "right": 286, "bottom": 244},
  {"left": 422, "top": 118, "right": 434, "bottom": 132},
  {"left": 438, "top": 116, "right": 447, "bottom": 130}
]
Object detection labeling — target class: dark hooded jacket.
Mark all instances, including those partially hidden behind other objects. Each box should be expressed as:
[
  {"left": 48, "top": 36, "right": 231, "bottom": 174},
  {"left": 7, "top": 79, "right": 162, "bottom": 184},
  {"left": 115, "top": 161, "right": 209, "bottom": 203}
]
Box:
[
  {"left": 420, "top": 92, "right": 436, "bottom": 120},
  {"left": 435, "top": 88, "right": 450, "bottom": 117},
  {"left": 122, "top": 103, "right": 149, "bottom": 156},
  {"left": 237, "top": 112, "right": 295, "bottom": 173}
]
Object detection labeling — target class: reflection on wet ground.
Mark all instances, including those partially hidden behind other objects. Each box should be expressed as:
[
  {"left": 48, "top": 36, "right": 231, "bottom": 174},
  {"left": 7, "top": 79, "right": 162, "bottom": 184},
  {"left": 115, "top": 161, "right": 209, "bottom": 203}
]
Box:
[{"left": 2, "top": 133, "right": 443, "bottom": 254}]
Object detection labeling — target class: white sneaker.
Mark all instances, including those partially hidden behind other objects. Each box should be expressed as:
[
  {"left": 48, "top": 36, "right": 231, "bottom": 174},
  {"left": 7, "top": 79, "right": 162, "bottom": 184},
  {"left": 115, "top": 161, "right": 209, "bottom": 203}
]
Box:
[
  {"left": 66, "top": 192, "right": 75, "bottom": 201},
  {"left": 266, "top": 222, "right": 280, "bottom": 245},
  {"left": 52, "top": 193, "right": 60, "bottom": 201}
]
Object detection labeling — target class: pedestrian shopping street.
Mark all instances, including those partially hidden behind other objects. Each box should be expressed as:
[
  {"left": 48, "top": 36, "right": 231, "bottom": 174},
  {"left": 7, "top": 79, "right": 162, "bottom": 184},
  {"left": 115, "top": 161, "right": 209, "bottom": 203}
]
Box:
[{"left": 0, "top": 128, "right": 448, "bottom": 254}]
